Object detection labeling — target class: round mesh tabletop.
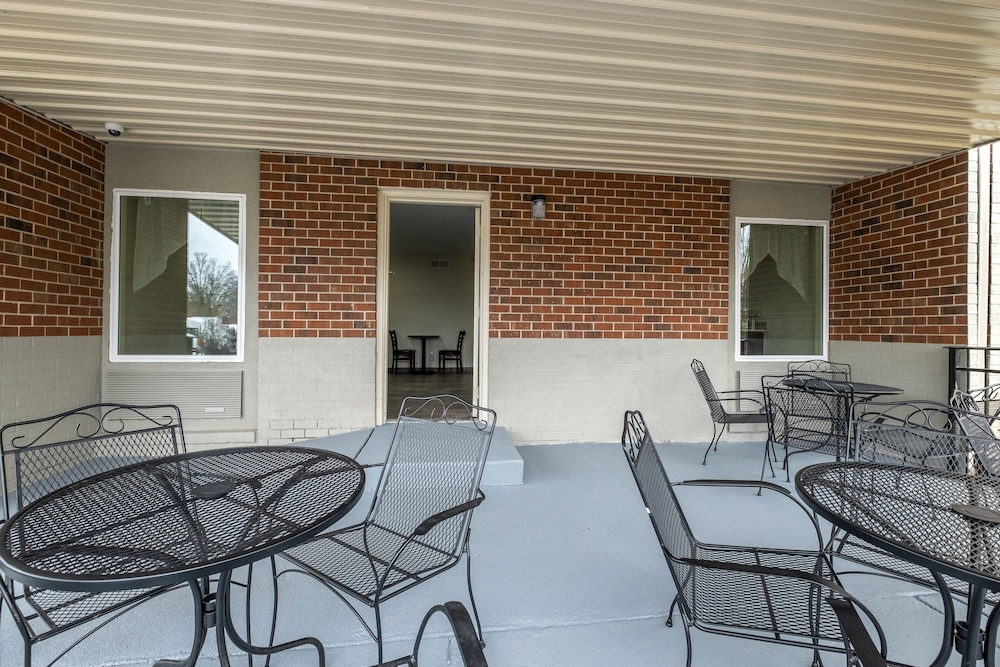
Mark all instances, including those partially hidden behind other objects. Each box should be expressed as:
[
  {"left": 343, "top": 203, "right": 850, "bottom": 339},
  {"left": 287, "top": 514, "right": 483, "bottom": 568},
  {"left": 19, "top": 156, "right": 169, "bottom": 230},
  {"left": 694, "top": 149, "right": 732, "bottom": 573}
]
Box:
[
  {"left": 796, "top": 461, "right": 1000, "bottom": 590},
  {"left": 0, "top": 446, "right": 364, "bottom": 591}
]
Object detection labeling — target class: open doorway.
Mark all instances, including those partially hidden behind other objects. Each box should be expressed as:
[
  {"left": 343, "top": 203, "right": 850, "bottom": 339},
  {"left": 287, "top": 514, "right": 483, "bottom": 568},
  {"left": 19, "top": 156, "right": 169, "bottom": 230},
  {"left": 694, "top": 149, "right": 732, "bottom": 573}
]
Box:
[{"left": 375, "top": 188, "right": 491, "bottom": 423}]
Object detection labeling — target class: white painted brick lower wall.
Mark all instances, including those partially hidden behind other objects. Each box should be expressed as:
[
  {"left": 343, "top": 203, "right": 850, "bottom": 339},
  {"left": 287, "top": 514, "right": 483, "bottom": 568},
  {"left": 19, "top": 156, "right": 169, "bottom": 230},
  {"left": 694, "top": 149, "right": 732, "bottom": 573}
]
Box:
[
  {"left": 0, "top": 336, "right": 102, "bottom": 424},
  {"left": 257, "top": 337, "right": 376, "bottom": 444},
  {"left": 487, "top": 338, "right": 735, "bottom": 444}
]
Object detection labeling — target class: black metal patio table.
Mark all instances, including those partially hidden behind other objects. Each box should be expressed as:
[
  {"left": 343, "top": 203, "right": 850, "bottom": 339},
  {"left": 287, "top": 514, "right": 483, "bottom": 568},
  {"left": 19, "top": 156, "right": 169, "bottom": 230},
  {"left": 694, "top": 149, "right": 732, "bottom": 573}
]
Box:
[
  {"left": 781, "top": 376, "right": 903, "bottom": 400},
  {"left": 796, "top": 461, "right": 1000, "bottom": 667},
  {"left": 0, "top": 446, "right": 365, "bottom": 667}
]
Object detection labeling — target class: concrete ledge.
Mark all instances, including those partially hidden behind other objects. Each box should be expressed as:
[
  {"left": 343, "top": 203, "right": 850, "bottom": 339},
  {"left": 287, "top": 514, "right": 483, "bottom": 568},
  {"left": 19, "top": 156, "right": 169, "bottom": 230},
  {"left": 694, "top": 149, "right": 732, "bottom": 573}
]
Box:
[{"left": 298, "top": 424, "right": 524, "bottom": 486}]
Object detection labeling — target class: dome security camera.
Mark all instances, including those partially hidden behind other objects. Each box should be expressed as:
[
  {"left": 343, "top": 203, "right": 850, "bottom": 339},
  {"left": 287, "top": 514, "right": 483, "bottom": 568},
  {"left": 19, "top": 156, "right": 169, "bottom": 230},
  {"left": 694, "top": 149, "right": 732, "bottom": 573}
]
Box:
[{"left": 104, "top": 122, "right": 124, "bottom": 137}]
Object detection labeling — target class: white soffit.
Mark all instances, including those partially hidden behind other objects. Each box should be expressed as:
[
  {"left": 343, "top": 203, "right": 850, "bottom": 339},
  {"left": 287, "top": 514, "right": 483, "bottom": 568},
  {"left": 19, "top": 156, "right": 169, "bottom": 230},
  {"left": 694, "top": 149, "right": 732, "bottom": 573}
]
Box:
[{"left": 2, "top": 0, "right": 1000, "bottom": 185}]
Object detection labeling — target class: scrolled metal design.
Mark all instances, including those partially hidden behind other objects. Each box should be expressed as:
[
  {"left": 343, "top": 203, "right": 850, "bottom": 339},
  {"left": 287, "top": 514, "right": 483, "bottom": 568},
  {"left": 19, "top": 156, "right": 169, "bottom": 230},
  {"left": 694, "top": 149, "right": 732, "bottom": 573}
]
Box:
[
  {"left": 399, "top": 395, "right": 493, "bottom": 431},
  {"left": 3, "top": 403, "right": 181, "bottom": 452}
]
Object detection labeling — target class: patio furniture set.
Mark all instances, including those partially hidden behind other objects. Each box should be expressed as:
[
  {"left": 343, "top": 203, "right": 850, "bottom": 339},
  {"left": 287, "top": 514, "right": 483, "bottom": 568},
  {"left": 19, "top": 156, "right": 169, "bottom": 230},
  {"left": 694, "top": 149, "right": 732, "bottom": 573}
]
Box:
[
  {"left": 676, "top": 358, "right": 1000, "bottom": 666},
  {"left": 0, "top": 396, "right": 494, "bottom": 667}
]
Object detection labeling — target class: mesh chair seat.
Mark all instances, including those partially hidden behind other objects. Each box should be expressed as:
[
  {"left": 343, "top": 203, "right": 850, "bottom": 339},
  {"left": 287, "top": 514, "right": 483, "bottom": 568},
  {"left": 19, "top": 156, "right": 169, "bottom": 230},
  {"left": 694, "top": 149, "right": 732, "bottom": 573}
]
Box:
[{"left": 284, "top": 522, "right": 466, "bottom": 602}]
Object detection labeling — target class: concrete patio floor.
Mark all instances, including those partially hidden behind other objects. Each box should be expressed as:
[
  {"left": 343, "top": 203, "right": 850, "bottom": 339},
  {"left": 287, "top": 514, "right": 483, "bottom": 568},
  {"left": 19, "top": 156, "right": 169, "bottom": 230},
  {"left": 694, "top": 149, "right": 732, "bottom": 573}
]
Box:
[{"left": 0, "top": 427, "right": 977, "bottom": 667}]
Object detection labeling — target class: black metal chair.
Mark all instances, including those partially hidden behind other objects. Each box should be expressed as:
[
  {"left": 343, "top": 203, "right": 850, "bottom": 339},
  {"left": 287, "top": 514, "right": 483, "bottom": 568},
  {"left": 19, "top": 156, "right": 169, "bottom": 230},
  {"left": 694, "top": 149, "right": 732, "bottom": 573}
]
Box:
[
  {"left": 390, "top": 330, "right": 416, "bottom": 374},
  {"left": 787, "top": 359, "right": 852, "bottom": 382},
  {"left": 689, "top": 359, "right": 767, "bottom": 464},
  {"left": 278, "top": 395, "right": 497, "bottom": 663},
  {"left": 762, "top": 375, "right": 854, "bottom": 480},
  {"left": 620, "top": 410, "right": 887, "bottom": 667},
  {"left": 0, "top": 404, "right": 187, "bottom": 667},
  {"left": 372, "top": 601, "right": 488, "bottom": 667},
  {"left": 438, "top": 330, "right": 465, "bottom": 373}
]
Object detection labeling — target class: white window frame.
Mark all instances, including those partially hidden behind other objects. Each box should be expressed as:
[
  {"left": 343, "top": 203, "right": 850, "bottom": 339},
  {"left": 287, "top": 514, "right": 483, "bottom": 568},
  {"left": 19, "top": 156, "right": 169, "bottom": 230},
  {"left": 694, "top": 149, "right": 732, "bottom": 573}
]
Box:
[
  {"left": 110, "top": 189, "right": 246, "bottom": 362},
  {"left": 734, "top": 216, "right": 829, "bottom": 362}
]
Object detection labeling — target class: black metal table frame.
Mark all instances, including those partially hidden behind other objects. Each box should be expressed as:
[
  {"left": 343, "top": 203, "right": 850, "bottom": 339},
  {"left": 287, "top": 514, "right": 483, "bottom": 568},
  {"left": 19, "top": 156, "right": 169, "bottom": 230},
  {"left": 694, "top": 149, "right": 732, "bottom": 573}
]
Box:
[
  {"left": 796, "top": 461, "right": 1000, "bottom": 667},
  {"left": 0, "top": 446, "right": 365, "bottom": 667},
  {"left": 407, "top": 335, "right": 440, "bottom": 375},
  {"left": 781, "top": 376, "right": 904, "bottom": 400}
]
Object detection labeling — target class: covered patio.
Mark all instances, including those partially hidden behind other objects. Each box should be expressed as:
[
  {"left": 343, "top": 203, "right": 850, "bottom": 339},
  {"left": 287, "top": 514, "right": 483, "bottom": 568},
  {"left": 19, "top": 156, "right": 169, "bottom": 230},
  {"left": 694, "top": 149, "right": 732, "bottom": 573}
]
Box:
[{"left": 0, "top": 426, "right": 964, "bottom": 667}]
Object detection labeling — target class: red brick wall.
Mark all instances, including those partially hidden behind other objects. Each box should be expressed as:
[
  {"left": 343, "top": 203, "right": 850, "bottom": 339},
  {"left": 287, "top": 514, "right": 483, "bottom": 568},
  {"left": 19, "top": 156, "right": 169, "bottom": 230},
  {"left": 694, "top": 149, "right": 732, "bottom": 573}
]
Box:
[
  {"left": 830, "top": 152, "right": 969, "bottom": 344},
  {"left": 259, "top": 153, "right": 730, "bottom": 339},
  {"left": 0, "top": 101, "right": 105, "bottom": 337}
]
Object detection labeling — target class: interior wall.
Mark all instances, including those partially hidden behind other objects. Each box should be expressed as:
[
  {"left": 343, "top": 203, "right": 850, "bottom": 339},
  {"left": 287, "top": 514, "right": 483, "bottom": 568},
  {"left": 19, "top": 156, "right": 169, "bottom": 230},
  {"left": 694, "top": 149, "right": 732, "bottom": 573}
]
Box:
[{"left": 388, "top": 252, "right": 475, "bottom": 369}]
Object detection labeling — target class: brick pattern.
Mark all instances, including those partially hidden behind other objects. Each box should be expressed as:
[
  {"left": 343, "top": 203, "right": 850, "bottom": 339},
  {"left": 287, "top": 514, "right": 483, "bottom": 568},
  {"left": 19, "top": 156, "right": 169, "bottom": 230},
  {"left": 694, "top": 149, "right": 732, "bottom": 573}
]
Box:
[
  {"left": 0, "top": 101, "right": 105, "bottom": 337},
  {"left": 259, "top": 154, "right": 730, "bottom": 339},
  {"left": 830, "top": 153, "right": 969, "bottom": 344}
]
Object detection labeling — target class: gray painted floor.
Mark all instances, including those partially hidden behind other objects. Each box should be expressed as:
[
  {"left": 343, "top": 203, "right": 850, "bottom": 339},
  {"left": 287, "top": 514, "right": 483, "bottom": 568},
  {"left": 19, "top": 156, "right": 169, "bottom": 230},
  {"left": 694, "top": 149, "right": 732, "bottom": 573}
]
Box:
[{"left": 0, "top": 431, "right": 974, "bottom": 667}]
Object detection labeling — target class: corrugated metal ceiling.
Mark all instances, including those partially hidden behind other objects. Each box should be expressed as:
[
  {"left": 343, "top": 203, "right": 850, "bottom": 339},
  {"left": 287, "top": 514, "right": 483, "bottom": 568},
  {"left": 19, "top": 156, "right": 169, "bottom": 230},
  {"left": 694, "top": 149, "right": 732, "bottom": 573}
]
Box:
[{"left": 3, "top": 0, "right": 1000, "bottom": 185}]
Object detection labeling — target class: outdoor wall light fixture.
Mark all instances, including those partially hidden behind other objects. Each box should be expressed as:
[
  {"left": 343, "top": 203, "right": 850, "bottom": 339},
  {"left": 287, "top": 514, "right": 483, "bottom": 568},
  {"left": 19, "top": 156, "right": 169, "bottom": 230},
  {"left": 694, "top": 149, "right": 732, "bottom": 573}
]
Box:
[{"left": 531, "top": 195, "right": 546, "bottom": 220}]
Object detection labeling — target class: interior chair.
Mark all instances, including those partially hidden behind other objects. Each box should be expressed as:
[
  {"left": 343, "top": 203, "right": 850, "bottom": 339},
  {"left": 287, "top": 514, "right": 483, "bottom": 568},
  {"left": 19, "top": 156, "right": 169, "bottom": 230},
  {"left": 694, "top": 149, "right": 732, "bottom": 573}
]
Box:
[
  {"left": 278, "top": 395, "right": 497, "bottom": 663},
  {"left": 372, "top": 601, "right": 488, "bottom": 667},
  {"left": 620, "top": 410, "right": 888, "bottom": 667},
  {"left": 438, "top": 330, "right": 465, "bottom": 373},
  {"left": 689, "top": 359, "right": 767, "bottom": 464},
  {"left": 762, "top": 375, "right": 854, "bottom": 480},
  {"left": 787, "top": 359, "right": 852, "bottom": 382},
  {"left": 0, "top": 404, "right": 188, "bottom": 667},
  {"left": 390, "top": 329, "right": 416, "bottom": 374}
]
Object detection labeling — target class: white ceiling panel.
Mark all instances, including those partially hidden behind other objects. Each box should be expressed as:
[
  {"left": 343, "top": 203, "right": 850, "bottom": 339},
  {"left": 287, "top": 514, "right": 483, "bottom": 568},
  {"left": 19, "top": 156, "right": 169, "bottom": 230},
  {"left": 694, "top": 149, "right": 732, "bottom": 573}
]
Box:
[{"left": 3, "top": 0, "right": 1000, "bottom": 184}]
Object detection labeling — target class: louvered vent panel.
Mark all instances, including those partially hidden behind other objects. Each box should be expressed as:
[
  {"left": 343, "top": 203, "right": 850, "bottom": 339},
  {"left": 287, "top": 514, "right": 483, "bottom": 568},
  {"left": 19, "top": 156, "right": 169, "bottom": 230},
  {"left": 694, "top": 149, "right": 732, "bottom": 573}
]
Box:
[
  {"left": 105, "top": 370, "right": 243, "bottom": 419},
  {"left": 737, "top": 371, "right": 769, "bottom": 412}
]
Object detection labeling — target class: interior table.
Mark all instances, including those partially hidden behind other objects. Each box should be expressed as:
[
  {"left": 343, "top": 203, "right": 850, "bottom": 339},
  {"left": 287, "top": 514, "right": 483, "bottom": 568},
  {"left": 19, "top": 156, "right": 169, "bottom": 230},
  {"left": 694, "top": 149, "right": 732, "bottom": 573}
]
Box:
[
  {"left": 796, "top": 461, "right": 1000, "bottom": 667},
  {"left": 407, "top": 334, "right": 440, "bottom": 374},
  {"left": 0, "top": 446, "right": 365, "bottom": 667},
  {"left": 781, "top": 376, "right": 903, "bottom": 400}
]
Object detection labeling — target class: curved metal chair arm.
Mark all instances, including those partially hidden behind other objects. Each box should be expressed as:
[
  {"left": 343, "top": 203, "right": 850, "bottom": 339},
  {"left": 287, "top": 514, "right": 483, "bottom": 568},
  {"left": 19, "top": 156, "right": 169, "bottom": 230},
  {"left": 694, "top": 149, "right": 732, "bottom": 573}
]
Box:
[
  {"left": 374, "top": 601, "right": 489, "bottom": 667},
  {"left": 826, "top": 598, "right": 887, "bottom": 667},
  {"left": 674, "top": 478, "right": 825, "bottom": 546},
  {"left": 415, "top": 492, "right": 486, "bottom": 536},
  {"left": 374, "top": 491, "right": 487, "bottom": 602}
]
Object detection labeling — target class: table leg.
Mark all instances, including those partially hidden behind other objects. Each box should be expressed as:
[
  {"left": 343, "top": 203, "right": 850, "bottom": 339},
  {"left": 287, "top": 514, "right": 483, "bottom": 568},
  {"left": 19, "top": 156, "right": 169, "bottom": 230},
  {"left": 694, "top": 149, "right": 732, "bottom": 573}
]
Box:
[
  {"left": 217, "top": 565, "right": 326, "bottom": 667},
  {"left": 153, "top": 579, "right": 210, "bottom": 667},
  {"left": 957, "top": 585, "right": 988, "bottom": 667}
]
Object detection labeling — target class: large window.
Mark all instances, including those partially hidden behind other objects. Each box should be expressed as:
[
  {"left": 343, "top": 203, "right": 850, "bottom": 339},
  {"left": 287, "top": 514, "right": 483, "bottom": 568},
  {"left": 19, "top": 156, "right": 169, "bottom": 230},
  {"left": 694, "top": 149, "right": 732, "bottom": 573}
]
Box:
[
  {"left": 736, "top": 217, "right": 828, "bottom": 360},
  {"left": 111, "top": 190, "right": 245, "bottom": 361}
]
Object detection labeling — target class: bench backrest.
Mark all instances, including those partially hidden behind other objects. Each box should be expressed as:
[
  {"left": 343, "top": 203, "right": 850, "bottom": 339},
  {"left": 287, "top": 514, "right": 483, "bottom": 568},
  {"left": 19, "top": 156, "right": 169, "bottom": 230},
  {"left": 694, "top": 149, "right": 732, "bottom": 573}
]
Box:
[{"left": 0, "top": 403, "right": 186, "bottom": 518}]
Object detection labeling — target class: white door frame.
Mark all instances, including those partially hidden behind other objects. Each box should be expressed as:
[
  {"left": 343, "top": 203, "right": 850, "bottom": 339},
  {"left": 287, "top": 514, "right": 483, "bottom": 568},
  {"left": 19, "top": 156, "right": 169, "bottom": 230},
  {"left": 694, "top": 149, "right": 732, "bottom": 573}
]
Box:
[{"left": 375, "top": 187, "right": 491, "bottom": 424}]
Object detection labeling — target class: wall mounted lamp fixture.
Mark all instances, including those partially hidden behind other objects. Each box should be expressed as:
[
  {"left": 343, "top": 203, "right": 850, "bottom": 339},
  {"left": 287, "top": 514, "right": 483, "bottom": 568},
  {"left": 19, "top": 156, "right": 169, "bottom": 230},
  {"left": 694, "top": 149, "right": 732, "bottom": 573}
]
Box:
[{"left": 531, "top": 195, "right": 546, "bottom": 220}]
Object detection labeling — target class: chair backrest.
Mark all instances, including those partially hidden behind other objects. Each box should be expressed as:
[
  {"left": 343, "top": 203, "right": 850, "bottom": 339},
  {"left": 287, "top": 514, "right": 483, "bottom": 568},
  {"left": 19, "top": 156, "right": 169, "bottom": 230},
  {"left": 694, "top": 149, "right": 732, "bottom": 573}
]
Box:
[
  {"left": 455, "top": 330, "right": 466, "bottom": 352},
  {"left": 0, "top": 403, "right": 186, "bottom": 519},
  {"left": 951, "top": 388, "right": 999, "bottom": 438},
  {"left": 852, "top": 398, "right": 1000, "bottom": 477},
  {"left": 621, "top": 411, "right": 696, "bottom": 617},
  {"left": 763, "top": 379, "right": 852, "bottom": 457},
  {"left": 690, "top": 359, "right": 727, "bottom": 422},
  {"left": 369, "top": 395, "right": 496, "bottom": 555},
  {"left": 787, "top": 359, "right": 851, "bottom": 382},
  {"left": 390, "top": 329, "right": 402, "bottom": 352}
]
